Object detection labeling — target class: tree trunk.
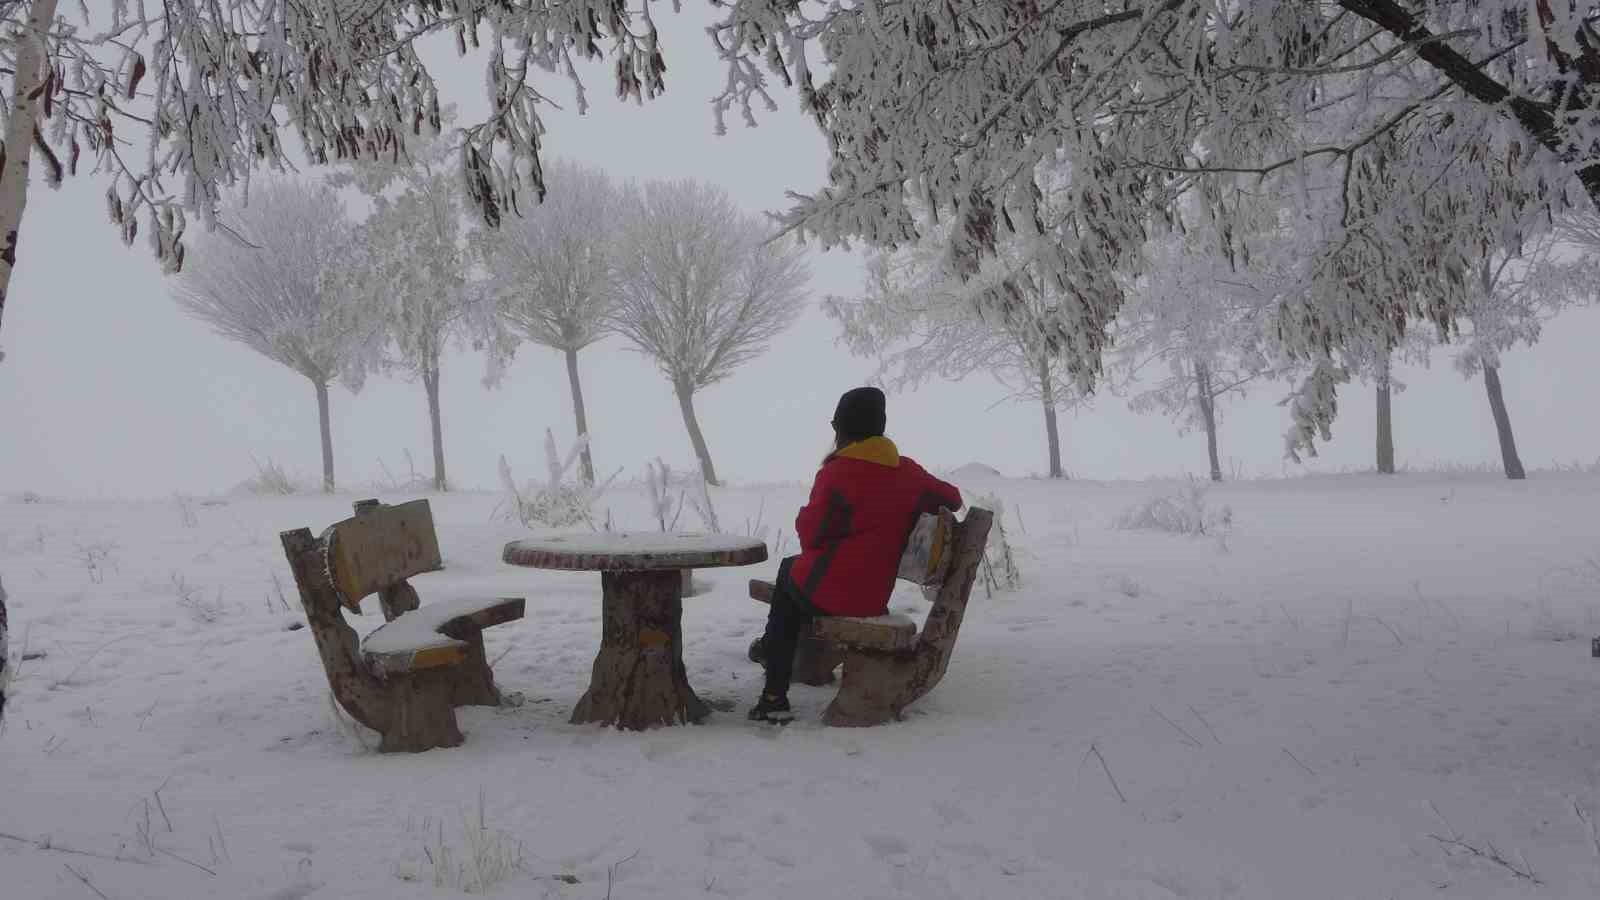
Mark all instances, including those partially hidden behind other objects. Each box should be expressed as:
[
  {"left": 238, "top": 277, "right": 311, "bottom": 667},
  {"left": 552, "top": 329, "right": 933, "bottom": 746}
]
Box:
[
  {"left": 0, "top": 0, "right": 61, "bottom": 352},
  {"left": 314, "top": 378, "right": 335, "bottom": 493},
  {"left": 673, "top": 379, "right": 720, "bottom": 487},
  {"left": 565, "top": 347, "right": 596, "bottom": 485},
  {"left": 1039, "top": 355, "right": 1065, "bottom": 479},
  {"left": 423, "top": 365, "right": 447, "bottom": 491},
  {"left": 1195, "top": 362, "right": 1223, "bottom": 482},
  {"left": 1482, "top": 364, "right": 1526, "bottom": 480},
  {"left": 1, "top": 574, "right": 9, "bottom": 723},
  {"left": 1376, "top": 354, "right": 1396, "bottom": 475}
]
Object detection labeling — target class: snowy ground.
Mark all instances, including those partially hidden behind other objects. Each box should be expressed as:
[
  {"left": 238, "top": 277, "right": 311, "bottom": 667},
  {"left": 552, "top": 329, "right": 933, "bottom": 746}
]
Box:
[{"left": 3, "top": 473, "right": 1600, "bottom": 899}]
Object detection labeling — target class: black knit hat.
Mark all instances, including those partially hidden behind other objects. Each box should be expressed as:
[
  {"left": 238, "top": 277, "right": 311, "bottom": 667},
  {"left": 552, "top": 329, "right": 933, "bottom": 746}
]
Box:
[{"left": 832, "top": 387, "right": 887, "bottom": 442}]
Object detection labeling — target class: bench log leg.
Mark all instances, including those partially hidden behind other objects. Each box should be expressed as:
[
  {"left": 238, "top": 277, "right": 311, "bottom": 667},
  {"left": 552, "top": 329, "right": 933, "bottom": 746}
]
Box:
[
  {"left": 380, "top": 677, "right": 464, "bottom": 753},
  {"left": 822, "top": 652, "right": 906, "bottom": 727},
  {"left": 572, "top": 570, "right": 709, "bottom": 730},
  {"left": 792, "top": 634, "right": 844, "bottom": 686},
  {"left": 440, "top": 623, "right": 502, "bottom": 708}
]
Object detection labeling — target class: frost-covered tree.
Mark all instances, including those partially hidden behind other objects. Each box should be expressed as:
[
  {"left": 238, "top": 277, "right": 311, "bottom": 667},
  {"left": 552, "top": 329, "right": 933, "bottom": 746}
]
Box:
[
  {"left": 0, "top": 1, "right": 674, "bottom": 359},
  {"left": 826, "top": 190, "right": 1099, "bottom": 479},
  {"left": 475, "top": 160, "right": 621, "bottom": 485},
  {"left": 1113, "top": 196, "right": 1276, "bottom": 483},
  {"left": 336, "top": 127, "right": 478, "bottom": 492},
  {"left": 173, "top": 181, "right": 374, "bottom": 493},
  {"left": 1449, "top": 231, "right": 1595, "bottom": 479},
  {"left": 711, "top": 1, "right": 1600, "bottom": 450},
  {"left": 610, "top": 179, "right": 810, "bottom": 486}
]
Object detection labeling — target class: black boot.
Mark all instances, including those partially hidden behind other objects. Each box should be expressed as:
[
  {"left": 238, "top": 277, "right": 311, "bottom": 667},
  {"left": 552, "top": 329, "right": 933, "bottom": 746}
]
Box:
[{"left": 747, "top": 693, "right": 793, "bottom": 723}]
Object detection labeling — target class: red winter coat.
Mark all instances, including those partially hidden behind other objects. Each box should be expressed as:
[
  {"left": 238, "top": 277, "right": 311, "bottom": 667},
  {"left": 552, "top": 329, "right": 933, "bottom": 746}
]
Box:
[{"left": 789, "top": 436, "right": 963, "bottom": 617}]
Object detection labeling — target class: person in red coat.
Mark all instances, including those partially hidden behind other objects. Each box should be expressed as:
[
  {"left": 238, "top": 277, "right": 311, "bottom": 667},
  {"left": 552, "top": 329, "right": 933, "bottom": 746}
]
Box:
[{"left": 748, "top": 387, "right": 962, "bottom": 722}]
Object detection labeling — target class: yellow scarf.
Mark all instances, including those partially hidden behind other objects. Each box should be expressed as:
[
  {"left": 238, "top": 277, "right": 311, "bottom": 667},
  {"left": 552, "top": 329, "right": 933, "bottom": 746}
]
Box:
[{"left": 831, "top": 436, "right": 900, "bottom": 468}]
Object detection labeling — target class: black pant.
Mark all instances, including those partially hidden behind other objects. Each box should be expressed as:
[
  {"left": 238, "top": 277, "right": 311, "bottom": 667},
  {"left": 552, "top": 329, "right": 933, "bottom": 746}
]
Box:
[{"left": 762, "top": 557, "right": 818, "bottom": 698}]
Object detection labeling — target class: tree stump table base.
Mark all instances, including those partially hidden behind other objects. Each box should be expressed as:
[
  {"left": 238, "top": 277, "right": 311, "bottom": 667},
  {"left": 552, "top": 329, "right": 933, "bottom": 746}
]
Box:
[
  {"left": 503, "top": 532, "right": 768, "bottom": 730},
  {"left": 570, "top": 571, "right": 710, "bottom": 729}
]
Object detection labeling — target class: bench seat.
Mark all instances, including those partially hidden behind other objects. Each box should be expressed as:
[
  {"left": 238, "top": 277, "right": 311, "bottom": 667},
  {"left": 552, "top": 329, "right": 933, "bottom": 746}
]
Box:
[
  {"left": 747, "top": 579, "right": 918, "bottom": 651},
  {"left": 362, "top": 596, "right": 525, "bottom": 678},
  {"left": 811, "top": 613, "right": 918, "bottom": 652}
]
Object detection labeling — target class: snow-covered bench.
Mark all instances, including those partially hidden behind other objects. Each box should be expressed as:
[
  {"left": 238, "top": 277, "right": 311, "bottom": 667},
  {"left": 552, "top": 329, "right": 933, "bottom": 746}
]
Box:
[
  {"left": 279, "top": 499, "right": 524, "bottom": 753},
  {"left": 747, "top": 507, "right": 992, "bottom": 726}
]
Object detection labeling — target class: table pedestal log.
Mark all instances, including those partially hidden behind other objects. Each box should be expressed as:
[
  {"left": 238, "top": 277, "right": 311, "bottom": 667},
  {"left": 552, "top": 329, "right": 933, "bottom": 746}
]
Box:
[{"left": 571, "top": 570, "right": 709, "bottom": 729}]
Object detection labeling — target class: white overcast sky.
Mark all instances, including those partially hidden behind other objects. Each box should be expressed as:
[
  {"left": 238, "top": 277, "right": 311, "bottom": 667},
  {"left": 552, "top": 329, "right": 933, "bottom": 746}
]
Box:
[{"left": 2, "top": 7, "right": 1597, "bottom": 499}]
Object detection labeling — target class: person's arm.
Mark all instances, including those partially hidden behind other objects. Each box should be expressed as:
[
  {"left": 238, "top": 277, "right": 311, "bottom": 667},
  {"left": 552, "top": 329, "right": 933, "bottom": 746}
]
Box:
[
  {"left": 794, "top": 465, "right": 835, "bottom": 551},
  {"left": 929, "top": 474, "right": 962, "bottom": 513}
]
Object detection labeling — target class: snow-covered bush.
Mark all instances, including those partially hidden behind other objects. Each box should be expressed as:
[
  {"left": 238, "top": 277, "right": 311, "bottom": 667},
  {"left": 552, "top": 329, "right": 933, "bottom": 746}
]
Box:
[
  {"left": 497, "top": 430, "right": 617, "bottom": 529},
  {"left": 234, "top": 456, "right": 304, "bottom": 496},
  {"left": 644, "top": 459, "right": 685, "bottom": 531},
  {"left": 1114, "top": 482, "right": 1234, "bottom": 546},
  {"left": 972, "top": 492, "right": 1021, "bottom": 593}
]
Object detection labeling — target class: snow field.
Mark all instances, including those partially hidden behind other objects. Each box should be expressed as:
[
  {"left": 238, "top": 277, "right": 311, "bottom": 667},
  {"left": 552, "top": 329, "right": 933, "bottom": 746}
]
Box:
[{"left": 2, "top": 473, "right": 1599, "bottom": 898}]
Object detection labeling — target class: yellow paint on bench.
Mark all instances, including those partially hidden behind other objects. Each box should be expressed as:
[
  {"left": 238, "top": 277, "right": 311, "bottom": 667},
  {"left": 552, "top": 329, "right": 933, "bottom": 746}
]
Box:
[{"left": 409, "top": 645, "right": 465, "bottom": 671}]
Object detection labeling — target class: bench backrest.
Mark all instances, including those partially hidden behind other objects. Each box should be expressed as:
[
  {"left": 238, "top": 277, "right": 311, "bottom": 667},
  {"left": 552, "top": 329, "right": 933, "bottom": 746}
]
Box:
[
  {"left": 321, "top": 499, "right": 443, "bottom": 612},
  {"left": 897, "top": 508, "right": 958, "bottom": 586},
  {"left": 911, "top": 506, "right": 992, "bottom": 675}
]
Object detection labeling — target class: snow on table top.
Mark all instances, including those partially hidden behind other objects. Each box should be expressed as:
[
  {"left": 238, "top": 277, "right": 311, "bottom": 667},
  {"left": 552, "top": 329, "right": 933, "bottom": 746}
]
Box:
[
  {"left": 360, "top": 596, "right": 514, "bottom": 655},
  {"left": 503, "top": 531, "right": 768, "bottom": 571}
]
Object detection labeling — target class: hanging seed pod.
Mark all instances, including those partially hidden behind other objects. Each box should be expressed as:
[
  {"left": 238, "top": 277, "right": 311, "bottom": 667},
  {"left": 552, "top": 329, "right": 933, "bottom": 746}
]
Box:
[{"left": 126, "top": 53, "right": 147, "bottom": 100}]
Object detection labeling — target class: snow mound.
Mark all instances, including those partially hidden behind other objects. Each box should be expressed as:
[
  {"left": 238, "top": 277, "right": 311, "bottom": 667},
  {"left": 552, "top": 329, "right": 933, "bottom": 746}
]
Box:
[{"left": 949, "top": 462, "right": 1005, "bottom": 481}]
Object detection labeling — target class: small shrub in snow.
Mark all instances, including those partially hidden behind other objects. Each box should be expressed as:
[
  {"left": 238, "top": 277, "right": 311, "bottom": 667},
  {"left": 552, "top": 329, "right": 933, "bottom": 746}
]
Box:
[
  {"left": 173, "top": 573, "right": 226, "bottom": 624},
  {"left": 375, "top": 450, "right": 437, "bottom": 493},
  {"left": 397, "top": 791, "right": 524, "bottom": 894},
  {"left": 497, "top": 430, "right": 618, "bottom": 529},
  {"left": 684, "top": 471, "right": 721, "bottom": 533},
  {"left": 1114, "top": 481, "right": 1233, "bottom": 547},
  {"left": 173, "top": 493, "right": 199, "bottom": 528},
  {"left": 73, "top": 539, "right": 119, "bottom": 584},
  {"left": 643, "top": 459, "right": 686, "bottom": 531},
  {"left": 236, "top": 455, "right": 303, "bottom": 496}
]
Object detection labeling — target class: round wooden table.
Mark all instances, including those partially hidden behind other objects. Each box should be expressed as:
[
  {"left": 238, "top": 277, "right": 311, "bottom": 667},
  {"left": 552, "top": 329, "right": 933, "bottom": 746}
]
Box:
[{"left": 503, "top": 532, "right": 768, "bottom": 730}]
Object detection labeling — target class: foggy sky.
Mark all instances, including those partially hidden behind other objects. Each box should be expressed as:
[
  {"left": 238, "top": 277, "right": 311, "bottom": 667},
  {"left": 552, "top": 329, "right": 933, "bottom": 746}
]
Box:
[{"left": 2, "top": 8, "right": 1597, "bottom": 499}]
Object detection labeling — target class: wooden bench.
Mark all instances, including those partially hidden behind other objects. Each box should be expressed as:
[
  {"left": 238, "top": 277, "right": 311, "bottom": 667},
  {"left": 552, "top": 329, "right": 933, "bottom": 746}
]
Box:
[
  {"left": 748, "top": 507, "right": 993, "bottom": 726},
  {"left": 280, "top": 499, "right": 525, "bottom": 753}
]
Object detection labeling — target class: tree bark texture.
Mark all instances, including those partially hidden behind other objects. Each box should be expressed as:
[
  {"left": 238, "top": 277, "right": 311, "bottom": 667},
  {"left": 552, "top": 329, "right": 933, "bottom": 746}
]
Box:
[
  {"left": 564, "top": 347, "right": 596, "bottom": 485},
  {"left": 0, "top": 0, "right": 61, "bottom": 348},
  {"left": 1376, "top": 356, "right": 1395, "bottom": 475},
  {"left": 314, "top": 378, "right": 335, "bottom": 494},
  {"left": 673, "top": 380, "right": 720, "bottom": 487},
  {"left": 1039, "top": 355, "right": 1065, "bottom": 479},
  {"left": 1482, "top": 364, "right": 1526, "bottom": 480},
  {"left": 423, "top": 365, "right": 447, "bottom": 491},
  {"left": 1195, "top": 362, "right": 1223, "bottom": 482},
  {"left": 570, "top": 569, "right": 709, "bottom": 729},
  {"left": 821, "top": 508, "right": 993, "bottom": 727}
]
